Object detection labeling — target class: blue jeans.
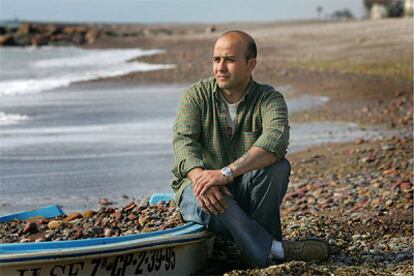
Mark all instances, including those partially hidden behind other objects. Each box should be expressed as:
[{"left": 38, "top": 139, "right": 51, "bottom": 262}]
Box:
[{"left": 179, "top": 159, "right": 291, "bottom": 268}]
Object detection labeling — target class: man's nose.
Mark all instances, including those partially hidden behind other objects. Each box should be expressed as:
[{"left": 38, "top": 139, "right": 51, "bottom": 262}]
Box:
[{"left": 217, "top": 60, "right": 227, "bottom": 71}]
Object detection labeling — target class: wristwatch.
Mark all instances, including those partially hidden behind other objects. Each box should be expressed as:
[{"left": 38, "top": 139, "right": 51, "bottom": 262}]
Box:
[{"left": 221, "top": 166, "right": 234, "bottom": 184}]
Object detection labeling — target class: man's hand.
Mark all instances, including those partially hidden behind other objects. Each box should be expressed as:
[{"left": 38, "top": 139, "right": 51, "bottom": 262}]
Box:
[
  {"left": 194, "top": 169, "right": 228, "bottom": 196},
  {"left": 197, "top": 186, "right": 232, "bottom": 215}
]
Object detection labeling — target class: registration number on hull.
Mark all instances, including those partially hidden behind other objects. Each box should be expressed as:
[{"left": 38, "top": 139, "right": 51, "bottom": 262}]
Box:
[{"left": 9, "top": 247, "right": 176, "bottom": 276}]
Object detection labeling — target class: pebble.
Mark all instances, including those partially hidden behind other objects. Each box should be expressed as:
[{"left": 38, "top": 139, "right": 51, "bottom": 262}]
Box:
[
  {"left": 373, "top": 255, "right": 383, "bottom": 262},
  {"left": 112, "top": 211, "right": 123, "bottom": 220},
  {"left": 127, "top": 213, "right": 137, "bottom": 220},
  {"left": 382, "top": 144, "right": 396, "bottom": 151},
  {"left": 123, "top": 202, "right": 137, "bottom": 212},
  {"left": 383, "top": 169, "right": 398, "bottom": 176},
  {"left": 48, "top": 220, "right": 62, "bottom": 229},
  {"left": 362, "top": 155, "right": 375, "bottom": 163},
  {"left": 23, "top": 222, "right": 37, "bottom": 234},
  {"left": 20, "top": 238, "right": 32, "bottom": 243},
  {"left": 104, "top": 228, "right": 115, "bottom": 237},
  {"left": 82, "top": 210, "right": 97, "bottom": 218},
  {"left": 356, "top": 138, "right": 365, "bottom": 145},
  {"left": 90, "top": 226, "right": 103, "bottom": 235},
  {"left": 400, "top": 182, "right": 412, "bottom": 190},
  {"left": 63, "top": 212, "right": 82, "bottom": 223},
  {"left": 99, "top": 198, "right": 112, "bottom": 206}
]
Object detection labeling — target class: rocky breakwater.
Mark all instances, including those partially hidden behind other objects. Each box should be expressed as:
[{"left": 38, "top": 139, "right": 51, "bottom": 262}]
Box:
[
  {"left": 0, "top": 22, "right": 182, "bottom": 47},
  {"left": 0, "top": 199, "right": 184, "bottom": 243},
  {"left": 0, "top": 22, "right": 101, "bottom": 47}
]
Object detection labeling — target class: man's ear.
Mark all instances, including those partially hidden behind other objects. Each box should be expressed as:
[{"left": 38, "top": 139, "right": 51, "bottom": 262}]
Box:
[{"left": 248, "top": 58, "right": 257, "bottom": 72}]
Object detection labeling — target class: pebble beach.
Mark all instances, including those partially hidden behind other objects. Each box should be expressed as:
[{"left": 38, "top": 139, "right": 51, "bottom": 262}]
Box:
[{"left": 1, "top": 18, "right": 413, "bottom": 275}]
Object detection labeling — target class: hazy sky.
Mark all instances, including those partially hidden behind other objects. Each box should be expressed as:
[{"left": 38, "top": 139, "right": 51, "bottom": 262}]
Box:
[{"left": 0, "top": 0, "right": 366, "bottom": 23}]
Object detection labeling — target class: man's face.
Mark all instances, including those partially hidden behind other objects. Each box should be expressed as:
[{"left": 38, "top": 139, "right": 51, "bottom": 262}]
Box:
[{"left": 213, "top": 34, "right": 256, "bottom": 92}]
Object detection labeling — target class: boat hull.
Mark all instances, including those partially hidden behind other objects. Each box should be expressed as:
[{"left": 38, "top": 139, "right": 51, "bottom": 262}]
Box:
[{"left": 1, "top": 233, "right": 214, "bottom": 276}]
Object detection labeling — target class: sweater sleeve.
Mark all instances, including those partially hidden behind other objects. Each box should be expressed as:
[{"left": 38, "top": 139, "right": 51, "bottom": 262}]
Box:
[
  {"left": 172, "top": 88, "right": 204, "bottom": 179},
  {"left": 253, "top": 90, "right": 290, "bottom": 160}
]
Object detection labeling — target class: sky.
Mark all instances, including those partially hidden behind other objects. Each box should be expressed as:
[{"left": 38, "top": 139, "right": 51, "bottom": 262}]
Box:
[{"left": 0, "top": 0, "right": 366, "bottom": 24}]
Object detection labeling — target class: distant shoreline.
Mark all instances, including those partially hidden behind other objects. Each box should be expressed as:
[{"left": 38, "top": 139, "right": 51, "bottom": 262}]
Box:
[{"left": 0, "top": 18, "right": 357, "bottom": 48}]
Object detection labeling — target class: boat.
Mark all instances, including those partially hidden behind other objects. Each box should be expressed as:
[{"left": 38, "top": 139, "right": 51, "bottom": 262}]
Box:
[{"left": 0, "top": 194, "right": 214, "bottom": 276}]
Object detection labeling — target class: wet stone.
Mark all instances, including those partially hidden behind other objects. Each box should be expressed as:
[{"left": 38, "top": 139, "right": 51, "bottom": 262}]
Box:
[
  {"left": 47, "top": 220, "right": 62, "bottom": 230},
  {"left": 394, "top": 253, "right": 409, "bottom": 263},
  {"left": 82, "top": 210, "right": 97, "bottom": 218},
  {"left": 63, "top": 212, "right": 82, "bottom": 223},
  {"left": 104, "top": 228, "right": 115, "bottom": 237},
  {"left": 23, "top": 222, "right": 37, "bottom": 234},
  {"left": 127, "top": 213, "right": 137, "bottom": 221},
  {"left": 90, "top": 226, "right": 103, "bottom": 235},
  {"left": 99, "top": 198, "right": 112, "bottom": 206},
  {"left": 382, "top": 144, "right": 396, "bottom": 151}
]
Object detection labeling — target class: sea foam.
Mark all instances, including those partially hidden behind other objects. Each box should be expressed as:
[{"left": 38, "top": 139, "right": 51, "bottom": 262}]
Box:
[
  {"left": 0, "top": 48, "right": 174, "bottom": 97},
  {"left": 0, "top": 112, "right": 29, "bottom": 126},
  {"left": 32, "top": 48, "right": 165, "bottom": 68}
]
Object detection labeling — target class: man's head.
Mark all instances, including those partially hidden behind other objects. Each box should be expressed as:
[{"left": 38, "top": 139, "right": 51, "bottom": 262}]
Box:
[{"left": 213, "top": 30, "right": 257, "bottom": 93}]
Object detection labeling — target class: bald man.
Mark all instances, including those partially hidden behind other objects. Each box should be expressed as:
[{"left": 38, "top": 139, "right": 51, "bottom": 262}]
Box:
[{"left": 171, "top": 30, "right": 329, "bottom": 267}]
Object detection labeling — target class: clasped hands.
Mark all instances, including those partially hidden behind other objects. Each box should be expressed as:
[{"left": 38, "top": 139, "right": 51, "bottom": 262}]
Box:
[{"left": 193, "top": 170, "right": 232, "bottom": 215}]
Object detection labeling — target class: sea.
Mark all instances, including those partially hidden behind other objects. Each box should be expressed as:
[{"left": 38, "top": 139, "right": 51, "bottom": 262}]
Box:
[{"left": 0, "top": 47, "right": 390, "bottom": 215}]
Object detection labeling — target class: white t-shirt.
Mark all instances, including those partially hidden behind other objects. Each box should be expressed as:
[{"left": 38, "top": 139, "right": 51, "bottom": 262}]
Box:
[{"left": 220, "top": 93, "right": 245, "bottom": 138}]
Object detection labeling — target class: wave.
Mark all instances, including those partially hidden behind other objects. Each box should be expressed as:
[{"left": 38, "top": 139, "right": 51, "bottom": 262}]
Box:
[
  {"left": 32, "top": 48, "right": 166, "bottom": 68},
  {"left": 0, "top": 48, "right": 175, "bottom": 97},
  {"left": 0, "top": 112, "right": 29, "bottom": 126},
  {"left": 1, "top": 62, "right": 174, "bottom": 96},
  {"left": 288, "top": 95, "right": 329, "bottom": 113}
]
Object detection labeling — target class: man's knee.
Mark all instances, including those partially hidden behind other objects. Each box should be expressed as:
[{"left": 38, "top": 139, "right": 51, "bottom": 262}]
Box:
[
  {"left": 248, "top": 158, "right": 291, "bottom": 207},
  {"left": 263, "top": 158, "right": 291, "bottom": 180},
  {"left": 248, "top": 158, "right": 291, "bottom": 190}
]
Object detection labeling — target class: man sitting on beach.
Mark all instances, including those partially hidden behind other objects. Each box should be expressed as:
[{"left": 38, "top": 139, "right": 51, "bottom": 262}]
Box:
[{"left": 171, "top": 30, "right": 329, "bottom": 267}]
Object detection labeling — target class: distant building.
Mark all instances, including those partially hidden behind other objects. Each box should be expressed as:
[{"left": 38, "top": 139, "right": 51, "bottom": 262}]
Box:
[
  {"left": 363, "top": 0, "right": 413, "bottom": 19},
  {"left": 404, "top": 0, "right": 414, "bottom": 16},
  {"left": 370, "top": 4, "right": 389, "bottom": 19}
]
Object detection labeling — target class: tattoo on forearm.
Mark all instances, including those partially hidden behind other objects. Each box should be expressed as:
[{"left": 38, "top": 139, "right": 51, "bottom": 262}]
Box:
[{"left": 233, "top": 152, "right": 250, "bottom": 170}]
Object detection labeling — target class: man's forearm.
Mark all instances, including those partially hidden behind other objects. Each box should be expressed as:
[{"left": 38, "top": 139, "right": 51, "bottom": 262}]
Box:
[{"left": 229, "top": 146, "right": 277, "bottom": 178}]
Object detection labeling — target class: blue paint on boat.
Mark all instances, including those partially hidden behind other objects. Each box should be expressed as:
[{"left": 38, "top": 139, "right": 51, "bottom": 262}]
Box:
[
  {"left": 0, "top": 205, "right": 64, "bottom": 223},
  {"left": 149, "top": 193, "right": 174, "bottom": 205}
]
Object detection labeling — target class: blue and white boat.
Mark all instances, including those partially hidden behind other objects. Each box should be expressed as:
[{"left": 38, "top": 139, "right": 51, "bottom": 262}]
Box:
[{"left": 0, "top": 194, "right": 214, "bottom": 276}]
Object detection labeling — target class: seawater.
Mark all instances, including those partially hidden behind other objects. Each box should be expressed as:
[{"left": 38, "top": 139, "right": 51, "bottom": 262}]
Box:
[
  {"left": 0, "top": 46, "right": 174, "bottom": 98},
  {"left": 0, "top": 47, "right": 390, "bottom": 215}
]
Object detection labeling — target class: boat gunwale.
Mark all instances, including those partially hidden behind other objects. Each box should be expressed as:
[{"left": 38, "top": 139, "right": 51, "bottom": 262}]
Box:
[{"left": 0, "top": 231, "right": 213, "bottom": 265}]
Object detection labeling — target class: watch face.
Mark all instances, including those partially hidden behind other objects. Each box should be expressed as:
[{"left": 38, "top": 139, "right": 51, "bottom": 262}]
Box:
[{"left": 223, "top": 167, "right": 232, "bottom": 176}]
